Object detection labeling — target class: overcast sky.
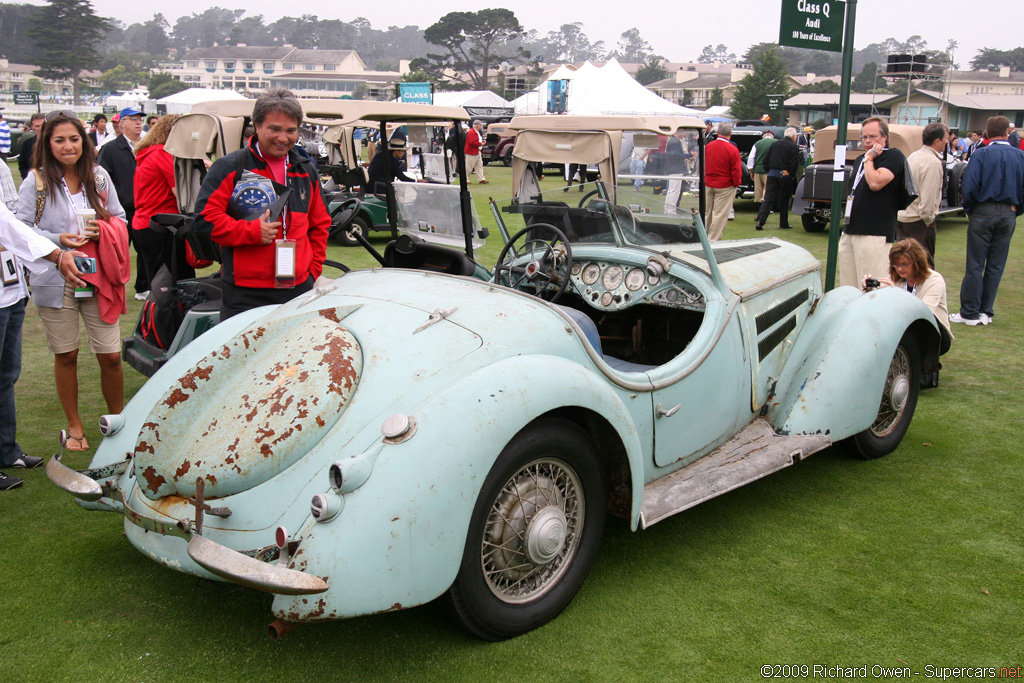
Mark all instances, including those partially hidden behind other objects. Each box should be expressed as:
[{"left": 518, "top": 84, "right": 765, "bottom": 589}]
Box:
[{"left": 67, "top": 0, "right": 1017, "bottom": 69}]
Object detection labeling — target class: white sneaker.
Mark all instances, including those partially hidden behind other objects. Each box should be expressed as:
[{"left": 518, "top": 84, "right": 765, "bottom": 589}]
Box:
[
  {"left": 979, "top": 313, "right": 992, "bottom": 325},
  {"left": 949, "top": 312, "right": 982, "bottom": 326},
  {"left": 134, "top": 291, "right": 149, "bottom": 301}
]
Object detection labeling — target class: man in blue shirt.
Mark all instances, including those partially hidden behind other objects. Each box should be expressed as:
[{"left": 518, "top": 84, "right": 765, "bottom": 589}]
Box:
[{"left": 950, "top": 116, "right": 1024, "bottom": 326}]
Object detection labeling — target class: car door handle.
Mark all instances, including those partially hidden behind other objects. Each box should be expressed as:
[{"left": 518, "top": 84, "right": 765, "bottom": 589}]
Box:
[{"left": 656, "top": 403, "right": 680, "bottom": 418}]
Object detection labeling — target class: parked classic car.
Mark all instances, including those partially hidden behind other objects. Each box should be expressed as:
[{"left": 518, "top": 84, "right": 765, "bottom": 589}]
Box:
[
  {"left": 48, "top": 114, "right": 940, "bottom": 641},
  {"left": 480, "top": 122, "right": 516, "bottom": 166},
  {"left": 792, "top": 123, "right": 968, "bottom": 232}
]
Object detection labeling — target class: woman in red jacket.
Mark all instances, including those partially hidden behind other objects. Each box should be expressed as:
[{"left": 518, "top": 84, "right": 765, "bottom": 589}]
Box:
[{"left": 133, "top": 114, "right": 196, "bottom": 282}]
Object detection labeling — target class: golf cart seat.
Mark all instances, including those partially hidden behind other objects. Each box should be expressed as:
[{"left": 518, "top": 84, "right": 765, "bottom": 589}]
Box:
[{"left": 384, "top": 234, "right": 478, "bottom": 276}]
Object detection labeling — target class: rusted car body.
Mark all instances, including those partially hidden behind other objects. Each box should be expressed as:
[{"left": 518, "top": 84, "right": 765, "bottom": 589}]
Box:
[{"left": 48, "top": 115, "right": 940, "bottom": 642}]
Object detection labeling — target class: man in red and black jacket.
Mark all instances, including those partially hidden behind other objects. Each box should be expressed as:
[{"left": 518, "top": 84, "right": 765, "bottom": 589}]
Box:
[{"left": 194, "top": 88, "right": 330, "bottom": 319}]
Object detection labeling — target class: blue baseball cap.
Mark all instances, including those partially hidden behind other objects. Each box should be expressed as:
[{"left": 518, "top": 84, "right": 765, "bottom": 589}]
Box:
[{"left": 119, "top": 107, "right": 143, "bottom": 118}]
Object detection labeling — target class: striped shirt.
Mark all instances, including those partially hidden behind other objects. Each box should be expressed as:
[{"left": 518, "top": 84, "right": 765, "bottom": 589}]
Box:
[{"left": 0, "top": 120, "right": 11, "bottom": 154}]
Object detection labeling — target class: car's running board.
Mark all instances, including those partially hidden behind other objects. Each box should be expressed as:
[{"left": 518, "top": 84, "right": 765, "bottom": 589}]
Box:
[{"left": 639, "top": 419, "right": 831, "bottom": 529}]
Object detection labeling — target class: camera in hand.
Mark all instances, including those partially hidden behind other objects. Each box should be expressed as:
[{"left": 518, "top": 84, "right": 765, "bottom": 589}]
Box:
[
  {"left": 864, "top": 277, "right": 880, "bottom": 290},
  {"left": 74, "top": 256, "right": 98, "bottom": 274}
]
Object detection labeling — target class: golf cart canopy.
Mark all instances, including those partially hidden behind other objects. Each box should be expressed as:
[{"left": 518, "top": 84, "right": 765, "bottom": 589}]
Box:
[
  {"left": 507, "top": 114, "right": 706, "bottom": 196},
  {"left": 812, "top": 123, "right": 924, "bottom": 163}
]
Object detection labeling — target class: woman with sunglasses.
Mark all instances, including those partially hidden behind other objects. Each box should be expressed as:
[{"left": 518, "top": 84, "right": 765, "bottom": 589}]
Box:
[
  {"left": 865, "top": 238, "right": 952, "bottom": 387},
  {"left": 15, "top": 111, "right": 126, "bottom": 451}
]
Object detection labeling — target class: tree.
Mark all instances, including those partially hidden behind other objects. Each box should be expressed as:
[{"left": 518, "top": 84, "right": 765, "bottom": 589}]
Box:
[
  {"left": 800, "top": 80, "right": 841, "bottom": 94},
  {"left": 612, "top": 28, "right": 653, "bottom": 63},
  {"left": 852, "top": 61, "right": 881, "bottom": 93},
  {"left": 970, "top": 47, "right": 1024, "bottom": 72},
  {"left": 697, "top": 44, "right": 737, "bottom": 64},
  {"left": 171, "top": 8, "right": 245, "bottom": 52},
  {"left": 27, "top": 0, "right": 110, "bottom": 105},
  {"left": 0, "top": 3, "right": 44, "bottom": 64},
  {"left": 635, "top": 56, "right": 668, "bottom": 85},
  {"left": 28, "top": 77, "right": 42, "bottom": 92},
  {"left": 147, "top": 71, "right": 189, "bottom": 99},
  {"left": 730, "top": 44, "right": 793, "bottom": 121},
  {"left": 709, "top": 87, "right": 724, "bottom": 106},
  {"left": 422, "top": 9, "right": 525, "bottom": 90},
  {"left": 545, "top": 22, "right": 604, "bottom": 64}
]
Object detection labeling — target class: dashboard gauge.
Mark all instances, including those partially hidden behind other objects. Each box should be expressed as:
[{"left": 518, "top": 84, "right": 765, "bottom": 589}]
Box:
[
  {"left": 602, "top": 265, "right": 623, "bottom": 290},
  {"left": 665, "top": 288, "right": 678, "bottom": 302},
  {"left": 570, "top": 262, "right": 582, "bottom": 276},
  {"left": 600, "top": 291, "right": 614, "bottom": 307},
  {"left": 625, "top": 268, "right": 645, "bottom": 291},
  {"left": 581, "top": 263, "right": 601, "bottom": 285}
]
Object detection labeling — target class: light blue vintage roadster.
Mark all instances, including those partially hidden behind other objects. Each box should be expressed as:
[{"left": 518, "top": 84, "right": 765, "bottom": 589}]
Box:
[{"left": 48, "top": 112, "right": 940, "bottom": 641}]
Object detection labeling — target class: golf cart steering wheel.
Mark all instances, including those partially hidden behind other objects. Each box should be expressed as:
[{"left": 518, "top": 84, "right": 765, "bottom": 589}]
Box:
[
  {"left": 578, "top": 188, "right": 600, "bottom": 208},
  {"left": 492, "top": 223, "right": 573, "bottom": 303},
  {"left": 330, "top": 197, "right": 363, "bottom": 240}
]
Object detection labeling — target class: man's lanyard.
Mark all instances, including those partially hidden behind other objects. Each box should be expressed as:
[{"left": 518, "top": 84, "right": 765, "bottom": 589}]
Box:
[
  {"left": 255, "top": 143, "right": 289, "bottom": 238},
  {"left": 852, "top": 148, "right": 888, "bottom": 192}
]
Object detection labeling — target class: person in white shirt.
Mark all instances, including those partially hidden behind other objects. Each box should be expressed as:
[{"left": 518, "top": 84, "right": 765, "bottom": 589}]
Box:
[
  {"left": 89, "top": 113, "right": 115, "bottom": 153},
  {"left": 0, "top": 202, "right": 88, "bottom": 489}
]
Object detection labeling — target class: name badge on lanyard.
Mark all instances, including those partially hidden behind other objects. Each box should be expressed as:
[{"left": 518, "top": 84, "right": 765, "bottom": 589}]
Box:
[
  {"left": 1, "top": 247, "right": 19, "bottom": 287},
  {"left": 275, "top": 239, "right": 297, "bottom": 288}
]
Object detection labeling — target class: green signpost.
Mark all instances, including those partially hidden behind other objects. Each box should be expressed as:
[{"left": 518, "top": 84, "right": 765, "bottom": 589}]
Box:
[
  {"left": 767, "top": 94, "right": 785, "bottom": 125},
  {"left": 779, "top": 0, "right": 845, "bottom": 53},
  {"left": 13, "top": 91, "right": 39, "bottom": 107},
  {"left": 780, "top": 0, "right": 856, "bottom": 291}
]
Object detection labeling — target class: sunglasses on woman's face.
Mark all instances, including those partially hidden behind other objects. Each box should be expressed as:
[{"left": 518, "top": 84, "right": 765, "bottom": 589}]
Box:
[{"left": 45, "top": 110, "right": 78, "bottom": 123}]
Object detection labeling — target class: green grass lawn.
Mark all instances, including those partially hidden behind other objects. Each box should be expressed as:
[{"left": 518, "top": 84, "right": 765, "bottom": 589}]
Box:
[{"left": 2, "top": 161, "right": 1022, "bottom": 681}]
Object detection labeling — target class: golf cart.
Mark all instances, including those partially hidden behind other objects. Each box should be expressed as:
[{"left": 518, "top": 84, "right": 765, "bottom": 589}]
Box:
[
  {"left": 792, "top": 122, "right": 968, "bottom": 232},
  {"left": 319, "top": 105, "right": 465, "bottom": 246}
]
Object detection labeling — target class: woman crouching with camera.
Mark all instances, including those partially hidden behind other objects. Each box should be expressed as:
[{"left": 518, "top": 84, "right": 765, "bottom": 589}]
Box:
[
  {"left": 16, "top": 111, "right": 128, "bottom": 451},
  {"left": 864, "top": 238, "right": 952, "bottom": 388}
]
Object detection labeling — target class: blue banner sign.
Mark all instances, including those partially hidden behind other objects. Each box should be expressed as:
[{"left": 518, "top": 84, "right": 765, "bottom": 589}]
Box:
[{"left": 399, "top": 82, "right": 433, "bottom": 104}]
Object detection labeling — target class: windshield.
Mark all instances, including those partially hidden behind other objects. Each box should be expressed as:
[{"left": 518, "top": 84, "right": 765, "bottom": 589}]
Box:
[
  {"left": 393, "top": 182, "right": 486, "bottom": 250},
  {"left": 490, "top": 179, "right": 703, "bottom": 249}
]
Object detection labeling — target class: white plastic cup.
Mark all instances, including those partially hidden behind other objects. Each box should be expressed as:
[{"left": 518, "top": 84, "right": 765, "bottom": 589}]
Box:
[{"left": 75, "top": 208, "right": 96, "bottom": 236}]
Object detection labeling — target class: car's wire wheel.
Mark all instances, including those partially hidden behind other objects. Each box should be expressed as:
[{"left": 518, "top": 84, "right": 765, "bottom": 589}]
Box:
[
  {"left": 481, "top": 458, "right": 584, "bottom": 604},
  {"left": 442, "top": 418, "right": 606, "bottom": 640},
  {"left": 869, "top": 345, "right": 912, "bottom": 438}
]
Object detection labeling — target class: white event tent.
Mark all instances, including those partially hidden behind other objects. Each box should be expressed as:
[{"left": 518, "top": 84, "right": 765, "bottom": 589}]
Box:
[
  {"left": 513, "top": 59, "right": 703, "bottom": 117},
  {"left": 156, "top": 88, "right": 249, "bottom": 114}
]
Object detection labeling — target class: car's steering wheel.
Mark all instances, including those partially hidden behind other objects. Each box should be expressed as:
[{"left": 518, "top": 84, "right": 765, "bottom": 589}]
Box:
[
  {"left": 492, "top": 223, "right": 573, "bottom": 303},
  {"left": 329, "top": 197, "right": 362, "bottom": 238},
  {"left": 578, "top": 189, "right": 599, "bottom": 208}
]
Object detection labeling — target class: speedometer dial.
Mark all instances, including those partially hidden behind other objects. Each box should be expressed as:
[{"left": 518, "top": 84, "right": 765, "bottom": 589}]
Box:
[
  {"left": 602, "top": 265, "right": 623, "bottom": 290},
  {"left": 581, "top": 263, "right": 601, "bottom": 285},
  {"left": 625, "top": 268, "right": 645, "bottom": 291}
]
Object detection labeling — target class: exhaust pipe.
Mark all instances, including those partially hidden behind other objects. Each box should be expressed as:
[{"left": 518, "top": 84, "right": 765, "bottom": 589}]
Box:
[{"left": 267, "top": 619, "right": 298, "bottom": 640}]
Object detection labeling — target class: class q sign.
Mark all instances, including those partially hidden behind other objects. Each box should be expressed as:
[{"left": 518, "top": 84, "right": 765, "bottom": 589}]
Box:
[{"left": 779, "top": 0, "right": 845, "bottom": 53}]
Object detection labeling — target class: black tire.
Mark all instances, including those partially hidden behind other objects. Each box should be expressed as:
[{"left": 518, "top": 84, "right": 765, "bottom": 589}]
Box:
[
  {"left": 335, "top": 215, "right": 369, "bottom": 247},
  {"left": 442, "top": 418, "right": 606, "bottom": 640},
  {"left": 802, "top": 212, "right": 828, "bottom": 233},
  {"left": 846, "top": 332, "right": 921, "bottom": 460},
  {"left": 502, "top": 150, "right": 514, "bottom": 167}
]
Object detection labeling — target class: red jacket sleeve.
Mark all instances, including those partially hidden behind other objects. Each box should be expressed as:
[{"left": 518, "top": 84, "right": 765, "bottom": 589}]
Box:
[{"left": 731, "top": 146, "right": 743, "bottom": 187}]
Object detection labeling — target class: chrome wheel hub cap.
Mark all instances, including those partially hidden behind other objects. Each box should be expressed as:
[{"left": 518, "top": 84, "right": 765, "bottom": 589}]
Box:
[
  {"left": 480, "top": 458, "right": 584, "bottom": 604},
  {"left": 525, "top": 506, "right": 568, "bottom": 565}
]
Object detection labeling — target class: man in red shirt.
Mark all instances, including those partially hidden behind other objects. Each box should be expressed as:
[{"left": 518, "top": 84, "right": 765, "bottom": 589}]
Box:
[
  {"left": 704, "top": 121, "right": 742, "bottom": 240},
  {"left": 464, "top": 120, "right": 488, "bottom": 184}
]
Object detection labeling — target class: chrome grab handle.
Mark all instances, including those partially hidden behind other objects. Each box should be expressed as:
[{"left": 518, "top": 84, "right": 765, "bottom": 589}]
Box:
[{"left": 656, "top": 403, "right": 681, "bottom": 418}]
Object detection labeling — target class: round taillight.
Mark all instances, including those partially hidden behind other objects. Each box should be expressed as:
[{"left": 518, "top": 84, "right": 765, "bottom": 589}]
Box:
[{"left": 275, "top": 526, "right": 288, "bottom": 549}]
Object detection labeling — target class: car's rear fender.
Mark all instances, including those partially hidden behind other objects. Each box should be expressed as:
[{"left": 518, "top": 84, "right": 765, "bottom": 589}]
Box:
[
  {"left": 766, "top": 286, "right": 939, "bottom": 439},
  {"left": 270, "top": 354, "right": 647, "bottom": 622}
]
